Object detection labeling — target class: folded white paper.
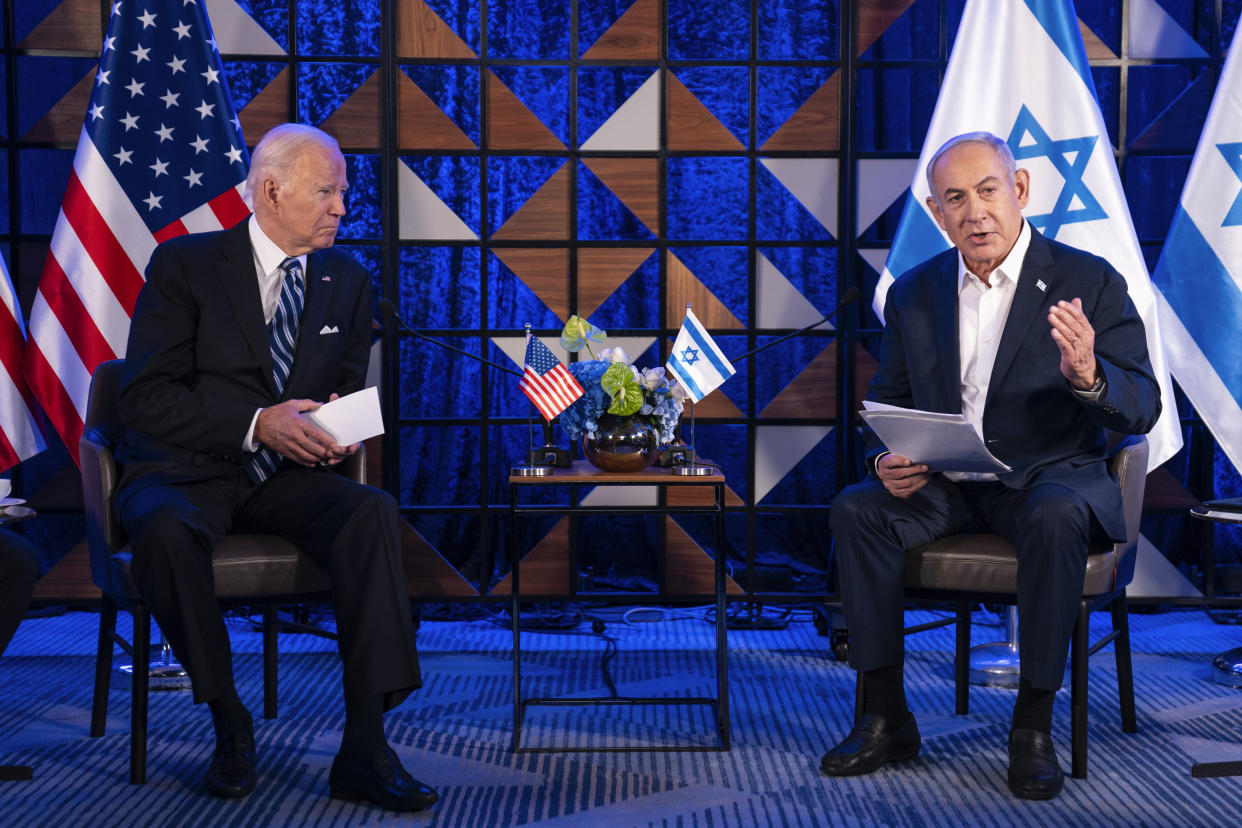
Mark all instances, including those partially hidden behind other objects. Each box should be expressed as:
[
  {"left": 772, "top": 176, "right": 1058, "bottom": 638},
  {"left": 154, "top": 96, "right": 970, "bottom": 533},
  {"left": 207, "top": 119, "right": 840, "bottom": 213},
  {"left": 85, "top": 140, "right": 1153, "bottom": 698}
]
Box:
[
  {"left": 305, "top": 386, "right": 384, "bottom": 446},
  {"left": 860, "top": 400, "right": 1011, "bottom": 474}
]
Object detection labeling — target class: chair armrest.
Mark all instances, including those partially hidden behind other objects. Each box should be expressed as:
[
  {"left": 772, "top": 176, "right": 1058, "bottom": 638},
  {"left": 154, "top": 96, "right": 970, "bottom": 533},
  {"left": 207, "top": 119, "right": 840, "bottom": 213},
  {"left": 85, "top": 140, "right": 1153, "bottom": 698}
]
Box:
[
  {"left": 79, "top": 429, "right": 124, "bottom": 590},
  {"left": 1109, "top": 435, "right": 1149, "bottom": 589}
]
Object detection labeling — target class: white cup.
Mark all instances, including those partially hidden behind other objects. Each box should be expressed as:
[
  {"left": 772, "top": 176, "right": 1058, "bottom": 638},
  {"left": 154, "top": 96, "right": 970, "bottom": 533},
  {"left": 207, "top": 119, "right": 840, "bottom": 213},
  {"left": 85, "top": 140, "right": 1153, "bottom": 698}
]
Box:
[{"left": 0, "top": 479, "right": 9, "bottom": 498}]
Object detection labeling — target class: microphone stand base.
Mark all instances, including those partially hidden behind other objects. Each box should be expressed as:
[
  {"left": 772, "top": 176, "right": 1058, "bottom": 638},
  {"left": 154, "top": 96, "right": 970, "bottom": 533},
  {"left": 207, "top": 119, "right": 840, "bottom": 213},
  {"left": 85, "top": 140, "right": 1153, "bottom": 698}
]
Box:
[{"left": 527, "top": 446, "right": 572, "bottom": 467}]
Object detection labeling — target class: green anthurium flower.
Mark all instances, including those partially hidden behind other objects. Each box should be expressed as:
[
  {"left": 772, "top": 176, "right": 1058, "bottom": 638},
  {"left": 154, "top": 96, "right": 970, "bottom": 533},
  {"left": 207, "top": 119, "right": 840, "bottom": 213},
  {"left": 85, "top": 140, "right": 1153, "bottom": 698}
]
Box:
[
  {"left": 600, "top": 362, "right": 643, "bottom": 416},
  {"left": 560, "top": 315, "right": 606, "bottom": 358}
]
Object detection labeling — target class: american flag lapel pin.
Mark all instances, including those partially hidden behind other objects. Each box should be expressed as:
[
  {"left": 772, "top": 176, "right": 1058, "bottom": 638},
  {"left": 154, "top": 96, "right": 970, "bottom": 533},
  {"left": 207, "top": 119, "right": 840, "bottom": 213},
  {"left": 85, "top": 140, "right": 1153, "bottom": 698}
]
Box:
[{"left": 1035, "top": 279, "right": 1047, "bottom": 293}]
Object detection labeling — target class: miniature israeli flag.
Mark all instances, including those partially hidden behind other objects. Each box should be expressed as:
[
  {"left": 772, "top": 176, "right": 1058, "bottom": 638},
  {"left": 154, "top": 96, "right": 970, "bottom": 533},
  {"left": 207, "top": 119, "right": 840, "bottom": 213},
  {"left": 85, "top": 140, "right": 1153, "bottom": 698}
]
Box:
[
  {"left": 666, "top": 308, "right": 735, "bottom": 403},
  {"left": 873, "top": 0, "right": 1180, "bottom": 470}
]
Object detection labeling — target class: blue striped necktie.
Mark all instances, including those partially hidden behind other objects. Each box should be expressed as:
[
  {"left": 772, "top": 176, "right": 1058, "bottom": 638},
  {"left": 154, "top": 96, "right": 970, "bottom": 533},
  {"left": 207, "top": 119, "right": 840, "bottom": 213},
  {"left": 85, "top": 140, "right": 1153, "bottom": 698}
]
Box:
[{"left": 247, "top": 257, "right": 305, "bottom": 483}]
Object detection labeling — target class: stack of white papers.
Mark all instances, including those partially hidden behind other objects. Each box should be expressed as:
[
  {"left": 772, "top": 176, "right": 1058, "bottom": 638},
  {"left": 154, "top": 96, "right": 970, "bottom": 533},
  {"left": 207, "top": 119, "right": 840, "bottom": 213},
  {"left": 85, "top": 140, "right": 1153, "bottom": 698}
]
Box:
[{"left": 859, "top": 401, "right": 1011, "bottom": 474}]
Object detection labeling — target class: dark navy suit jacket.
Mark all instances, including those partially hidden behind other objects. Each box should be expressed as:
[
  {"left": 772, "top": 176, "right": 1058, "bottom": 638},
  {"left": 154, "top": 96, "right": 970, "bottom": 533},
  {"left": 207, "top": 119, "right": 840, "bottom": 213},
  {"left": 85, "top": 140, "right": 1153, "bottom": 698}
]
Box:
[
  {"left": 865, "top": 227, "right": 1161, "bottom": 541},
  {"left": 114, "top": 218, "right": 372, "bottom": 502}
]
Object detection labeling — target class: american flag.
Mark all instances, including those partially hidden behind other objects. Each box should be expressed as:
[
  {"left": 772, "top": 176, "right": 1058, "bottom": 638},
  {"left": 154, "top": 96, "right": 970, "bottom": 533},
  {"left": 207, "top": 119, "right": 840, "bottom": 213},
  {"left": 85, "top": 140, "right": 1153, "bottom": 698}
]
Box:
[
  {"left": 519, "top": 334, "right": 584, "bottom": 422},
  {"left": 23, "top": 1, "right": 250, "bottom": 460},
  {"left": 1, "top": 254, "right": 45, "bottom": 472}
]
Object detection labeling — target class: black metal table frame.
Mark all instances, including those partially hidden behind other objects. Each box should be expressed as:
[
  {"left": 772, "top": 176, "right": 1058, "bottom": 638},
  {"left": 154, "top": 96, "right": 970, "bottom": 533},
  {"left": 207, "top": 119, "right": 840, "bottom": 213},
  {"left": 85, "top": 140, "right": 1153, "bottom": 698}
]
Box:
[{"left": 508, "top": 465, "right": 728, "bottom": 753}]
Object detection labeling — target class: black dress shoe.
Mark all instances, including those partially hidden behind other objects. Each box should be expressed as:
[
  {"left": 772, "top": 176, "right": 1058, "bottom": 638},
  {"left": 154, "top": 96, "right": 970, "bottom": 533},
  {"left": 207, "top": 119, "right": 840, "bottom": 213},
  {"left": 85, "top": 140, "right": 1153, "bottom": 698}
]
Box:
[
  {"left": 820, "top": 713, "right": 920, "bottom": 776},
  {"left": 204, "top": 728, "right": 256, "bottom": 799},
  {"left": 329, "top": 745, "right": 438, "bottom": 812},
  {"left": 1007, "top": 728, "right": 1064, "bottom": 800}
]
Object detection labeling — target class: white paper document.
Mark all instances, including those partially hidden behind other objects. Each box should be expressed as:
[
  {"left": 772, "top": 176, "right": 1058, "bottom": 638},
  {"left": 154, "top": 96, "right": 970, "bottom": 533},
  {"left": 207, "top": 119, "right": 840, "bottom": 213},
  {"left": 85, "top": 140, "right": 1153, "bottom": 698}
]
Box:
[
  {"left": 859, "top": 401, "right": 1011, "bottom": 474},
  {"left": 305, "top": 386, "right": 385, "bottom": 446}
]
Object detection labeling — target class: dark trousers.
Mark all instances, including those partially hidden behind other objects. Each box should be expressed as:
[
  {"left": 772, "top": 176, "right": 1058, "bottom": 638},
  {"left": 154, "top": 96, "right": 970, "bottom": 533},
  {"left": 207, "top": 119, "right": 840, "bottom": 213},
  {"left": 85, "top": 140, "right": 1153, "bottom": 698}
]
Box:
[
  {"left": 117, "top": 465, "right": 419, "bottom": 710},
  {"left": 0, "top": 529, "right": 40, "bottom": 657},
  {"left": 830, "top": 474, "right": 1101, "bottom": 691}
]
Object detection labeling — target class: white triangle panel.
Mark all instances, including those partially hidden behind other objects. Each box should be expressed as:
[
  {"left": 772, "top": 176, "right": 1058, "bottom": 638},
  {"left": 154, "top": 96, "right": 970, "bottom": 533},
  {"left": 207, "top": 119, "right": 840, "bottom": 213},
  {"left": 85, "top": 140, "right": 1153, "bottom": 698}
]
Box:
[
  {"left": 1126, "top": 533, "right": 1202, "bottom": 599},
  {"left": 760, "top": 158, "right": 839, "bottom": 238},
  {"left": 492, "top": 336, "right": 572, "bottom": 370},
  {"left": 205, "top": 0, "right": 286, "bottom": 55},
  {"left": 858, "top": 248, "right": 890, "bottom": 277},
  {"left": 756, "top": 253, "right": 825, "bottom": 329},
  {"left": 398, "top": 163, "right": 478, "bottom": 241},
  {"left": 1129, "top": 0, "right": 1208, "bottom": 59},
  {"left": 754, "top": 425, "right": 832, "bottom": 503},
  {"left": 856, "top": 159, "right": 918, "bottom": 238},
  {"left": 580, "top": 486, "right": 658, "bottom": 507},
  {"left": 581, "top": 70, "right": 660, "bottom": 151}
]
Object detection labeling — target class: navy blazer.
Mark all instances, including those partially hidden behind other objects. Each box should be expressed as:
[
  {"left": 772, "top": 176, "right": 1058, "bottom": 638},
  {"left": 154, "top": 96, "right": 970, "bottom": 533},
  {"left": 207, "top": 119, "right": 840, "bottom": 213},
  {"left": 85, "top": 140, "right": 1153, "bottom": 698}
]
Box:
[
  {"left": 114, "top": 218, "right": 373, "bottom": 499},
  {"left": 865, "top": 227, "right": 1161, "bottom": 540}
]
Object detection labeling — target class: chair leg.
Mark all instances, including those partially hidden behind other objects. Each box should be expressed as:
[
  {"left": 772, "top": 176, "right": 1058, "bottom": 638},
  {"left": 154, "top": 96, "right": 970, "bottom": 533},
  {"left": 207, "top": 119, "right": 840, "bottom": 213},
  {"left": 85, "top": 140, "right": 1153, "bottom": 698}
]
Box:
[
  {"left": 263, "top": 604, "right": 277, "bottom": 720},
  {"left": 854, "top": 671, "right": 864, "bottom": 726},
  {"left": 1111, "top": 592, "right": 1137, "bottom": 733},
  {"left": 91, "top": 595, "right": 118, "bottom": 738},
  {"left": 130, "top": 605, "right": 150, "bottom": 785},
  {"left": 954, "top": 602, "right": 971, "bottom": 715},
  {"left": 1071, "top": 600, "right": 1089, "bottom": 780}
]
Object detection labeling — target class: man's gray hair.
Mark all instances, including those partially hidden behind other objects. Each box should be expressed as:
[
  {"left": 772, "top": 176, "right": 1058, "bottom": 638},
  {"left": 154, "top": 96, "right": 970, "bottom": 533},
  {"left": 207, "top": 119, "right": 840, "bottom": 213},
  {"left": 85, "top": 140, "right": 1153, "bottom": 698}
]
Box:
[
  {"left": 925, "top": 131, "right": 1017, "bottom": 196},
  {"left": 243, "top": 123, "right": 340, "bottom": 208}
]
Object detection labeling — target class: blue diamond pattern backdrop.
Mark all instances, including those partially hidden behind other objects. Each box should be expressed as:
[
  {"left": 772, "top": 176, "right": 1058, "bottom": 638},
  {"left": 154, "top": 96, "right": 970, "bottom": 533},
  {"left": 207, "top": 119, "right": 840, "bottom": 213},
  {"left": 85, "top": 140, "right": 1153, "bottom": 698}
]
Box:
[{"left": 3, "top": 0, "right": 1242, "bottom": 591}]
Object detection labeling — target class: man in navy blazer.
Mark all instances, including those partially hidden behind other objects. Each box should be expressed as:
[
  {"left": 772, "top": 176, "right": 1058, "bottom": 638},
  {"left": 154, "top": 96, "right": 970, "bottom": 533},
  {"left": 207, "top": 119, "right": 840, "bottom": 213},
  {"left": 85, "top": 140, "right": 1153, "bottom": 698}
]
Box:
[
  {"left": 820, "top": 132, "right": 1161, "bottom": 799},
  {"left": 114, "top": 124, "right": 435, "bottom": 811}
]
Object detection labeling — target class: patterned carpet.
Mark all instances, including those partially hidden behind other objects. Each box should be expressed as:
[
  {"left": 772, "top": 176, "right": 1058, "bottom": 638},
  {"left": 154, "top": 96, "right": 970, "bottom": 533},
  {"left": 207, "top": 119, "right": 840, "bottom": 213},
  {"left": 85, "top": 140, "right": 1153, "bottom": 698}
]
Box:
[{"left": 1, "top": 604, "right": 1240, "bottom": 826}]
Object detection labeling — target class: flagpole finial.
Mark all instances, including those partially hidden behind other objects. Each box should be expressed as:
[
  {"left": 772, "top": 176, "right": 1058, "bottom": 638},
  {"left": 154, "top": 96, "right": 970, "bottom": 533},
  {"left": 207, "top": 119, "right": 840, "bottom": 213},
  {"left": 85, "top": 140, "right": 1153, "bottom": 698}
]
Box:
[{"left": 523, "top": 322, "right": 531, "bottom": 332}]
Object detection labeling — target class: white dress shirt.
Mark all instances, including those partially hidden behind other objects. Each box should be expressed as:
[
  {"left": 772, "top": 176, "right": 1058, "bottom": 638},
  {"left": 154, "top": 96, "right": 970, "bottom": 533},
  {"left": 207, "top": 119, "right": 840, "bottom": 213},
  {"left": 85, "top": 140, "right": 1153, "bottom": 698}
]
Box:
[{"left": 945, "top": 220, "right": 1032, "bottom": 482}]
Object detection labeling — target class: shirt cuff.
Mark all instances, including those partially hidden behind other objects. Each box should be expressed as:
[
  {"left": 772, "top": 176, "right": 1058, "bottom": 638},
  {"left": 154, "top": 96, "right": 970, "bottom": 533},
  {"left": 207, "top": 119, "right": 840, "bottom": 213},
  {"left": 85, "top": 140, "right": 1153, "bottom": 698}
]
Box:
[
  {"left": 869, "top": 450, "right": 891, "bottom": 476},
  {"left": 243, "top": 409, "right": 262, "bottom": 452}
]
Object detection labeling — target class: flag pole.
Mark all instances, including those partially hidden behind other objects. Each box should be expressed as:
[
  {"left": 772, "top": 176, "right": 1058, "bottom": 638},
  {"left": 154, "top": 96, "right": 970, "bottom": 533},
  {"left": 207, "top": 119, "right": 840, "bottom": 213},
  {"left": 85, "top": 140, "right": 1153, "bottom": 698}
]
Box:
[
  {"left": 674, "top": 302, "right": 712, "bottom": 476},
  {"left": 512, "top": 323, "right": 555, "bottom": 477}
]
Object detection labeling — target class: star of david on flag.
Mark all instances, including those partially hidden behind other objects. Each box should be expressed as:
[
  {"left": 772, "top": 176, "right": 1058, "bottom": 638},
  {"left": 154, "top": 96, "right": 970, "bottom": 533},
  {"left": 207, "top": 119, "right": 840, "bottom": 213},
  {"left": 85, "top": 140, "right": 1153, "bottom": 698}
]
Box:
[
  {"left": 519, "top": 334, "right": 584, "bottom": 422},
  {"left": 666, "top": 308, "right": 735, "bottom": 404},
  {"left": 1150, "top": 23, "right": 1242, "bottom": 474},
  {"left": 873, "top": 0, "right": 1181, "bottom": 470},
  {"left": 23, "top": 0, "right": 250, "bottom": 461}
]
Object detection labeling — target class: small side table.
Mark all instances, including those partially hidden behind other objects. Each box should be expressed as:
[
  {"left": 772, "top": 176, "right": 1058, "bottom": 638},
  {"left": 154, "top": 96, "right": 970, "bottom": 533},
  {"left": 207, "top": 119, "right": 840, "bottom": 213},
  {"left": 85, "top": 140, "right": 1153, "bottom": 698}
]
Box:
[
  {"left": 1188, "top": 503, "right": 1242, "bottom": 779},
  {"left": 508, "top": 461, "right": 729, "bottom": 752}
]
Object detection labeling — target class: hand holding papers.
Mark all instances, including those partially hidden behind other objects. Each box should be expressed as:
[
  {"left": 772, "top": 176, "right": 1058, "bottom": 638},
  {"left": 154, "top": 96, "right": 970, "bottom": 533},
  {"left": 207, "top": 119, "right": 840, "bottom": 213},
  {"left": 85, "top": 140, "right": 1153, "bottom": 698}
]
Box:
[
  {"left": 859, "top": 401, "right": 1011, "bottom": 474},
  {"left": 305, "top": 386, "right": 384, "bottom": 446}
]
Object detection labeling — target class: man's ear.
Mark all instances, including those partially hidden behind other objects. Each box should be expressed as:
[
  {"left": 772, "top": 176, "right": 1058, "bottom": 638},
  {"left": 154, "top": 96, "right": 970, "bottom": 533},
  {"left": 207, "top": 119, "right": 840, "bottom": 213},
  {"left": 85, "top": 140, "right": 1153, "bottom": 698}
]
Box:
[{"left": 262, "top": 177, "right": 280, "bottom": 209}]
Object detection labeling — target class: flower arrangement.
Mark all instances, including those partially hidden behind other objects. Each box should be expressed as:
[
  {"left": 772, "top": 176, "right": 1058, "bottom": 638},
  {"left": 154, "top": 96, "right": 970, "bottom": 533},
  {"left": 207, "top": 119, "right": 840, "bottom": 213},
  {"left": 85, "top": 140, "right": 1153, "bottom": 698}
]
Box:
[{"left": 555, "top": 315, "right": 687, "bottom": 443}]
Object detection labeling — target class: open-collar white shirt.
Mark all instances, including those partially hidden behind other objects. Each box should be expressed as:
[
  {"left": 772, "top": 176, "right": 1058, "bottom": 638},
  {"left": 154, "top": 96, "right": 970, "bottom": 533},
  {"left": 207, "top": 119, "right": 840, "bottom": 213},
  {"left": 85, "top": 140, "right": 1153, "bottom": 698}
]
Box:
[{"left": 946, "top": 219, "right": 1032, "bottom": 482}]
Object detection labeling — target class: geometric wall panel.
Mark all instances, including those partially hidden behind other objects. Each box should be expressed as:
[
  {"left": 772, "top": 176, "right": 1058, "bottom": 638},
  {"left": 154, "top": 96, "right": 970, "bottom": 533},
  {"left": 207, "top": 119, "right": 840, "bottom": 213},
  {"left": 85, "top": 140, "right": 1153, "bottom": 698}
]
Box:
[
  {"left": 581, "top": 70, "right": 660, "bottom": 151},
  {"left": 17, "top": 0, "right": 102, "bottom": 50},
  {"left": 583, "top": 157, "right": 660, "bottom": 234},
  {"left": 756, "top": 253, "right": 824, "bottom": 329},
  {"left": 754, "top": 425, "right": 832, "bottom": 503},
  {"left": 397, "top": 0, "right": 478, "bottom": 58},
  {"left": 578, "top": 247, "right": 656, "bottom": 319},
  {"left": 206, "top": 0, "right": 286, "bottom": 55},
  {"left": 762, "top": 74, "right": 839, "bottom": 152},
  {"left": 581, "top": 0, "right": 660, "bottom": 60},
  {"left": 760, "top": 158, "right": 839, "bottom": 238},
  {"left": 666, "top": 72, "right": 745, "bottom": 151}
]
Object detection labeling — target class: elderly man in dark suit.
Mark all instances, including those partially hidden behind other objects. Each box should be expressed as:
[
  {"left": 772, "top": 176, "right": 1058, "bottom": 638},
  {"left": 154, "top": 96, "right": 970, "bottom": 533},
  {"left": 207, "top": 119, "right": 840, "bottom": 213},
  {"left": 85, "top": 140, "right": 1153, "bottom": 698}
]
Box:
[
  {"left": 113, "top": 124, "right": 434, "bottom": 811},
  {"left": 820, "top": 132, "right": 1161, "bottom": 799}
]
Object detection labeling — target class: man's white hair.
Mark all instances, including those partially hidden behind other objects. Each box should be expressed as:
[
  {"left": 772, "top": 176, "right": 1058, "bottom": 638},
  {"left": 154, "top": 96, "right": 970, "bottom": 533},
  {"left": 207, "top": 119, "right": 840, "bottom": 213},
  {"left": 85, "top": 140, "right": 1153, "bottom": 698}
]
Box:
[{"left": 243, "top": 123, "right": 340, "bottom": 208}]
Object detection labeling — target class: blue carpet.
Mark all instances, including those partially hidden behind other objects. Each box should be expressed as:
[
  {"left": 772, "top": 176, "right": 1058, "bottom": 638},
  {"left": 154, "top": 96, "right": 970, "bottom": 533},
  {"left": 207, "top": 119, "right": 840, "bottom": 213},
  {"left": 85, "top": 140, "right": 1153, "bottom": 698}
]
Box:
[{"left": 0, "top": 605, "right": 1240, "bottom": 826}]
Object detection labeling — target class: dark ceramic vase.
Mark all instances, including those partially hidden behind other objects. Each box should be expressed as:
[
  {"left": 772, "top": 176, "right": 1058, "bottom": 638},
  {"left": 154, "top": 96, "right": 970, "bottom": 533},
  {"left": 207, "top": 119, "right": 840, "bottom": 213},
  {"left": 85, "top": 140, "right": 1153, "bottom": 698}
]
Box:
[{"left": 581, "top": 413, "right": 660, "bottom": 472}]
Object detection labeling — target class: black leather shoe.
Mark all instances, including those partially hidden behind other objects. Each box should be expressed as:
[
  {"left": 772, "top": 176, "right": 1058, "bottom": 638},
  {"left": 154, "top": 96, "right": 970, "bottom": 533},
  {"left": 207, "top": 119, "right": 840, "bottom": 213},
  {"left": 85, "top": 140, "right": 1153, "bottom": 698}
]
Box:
[
  {"left": 329, "top": 745, "right": 438, "bottom": 812},
  {"left": 820, "top": 713, "right": 920, "bottom": 776},
  {"left": 204, "top": 728, "right": 256, "bottom": 799},
  {"left": 1007, "top": 728, "right": 1064, "bottom": 800}
]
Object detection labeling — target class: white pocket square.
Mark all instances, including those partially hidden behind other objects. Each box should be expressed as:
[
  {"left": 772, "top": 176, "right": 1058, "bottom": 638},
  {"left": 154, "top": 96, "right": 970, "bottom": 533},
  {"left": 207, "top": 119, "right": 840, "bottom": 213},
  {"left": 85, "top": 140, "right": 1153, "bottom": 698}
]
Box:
[{"left": 319, "top": 325, "right": 340, "bottom": 335}]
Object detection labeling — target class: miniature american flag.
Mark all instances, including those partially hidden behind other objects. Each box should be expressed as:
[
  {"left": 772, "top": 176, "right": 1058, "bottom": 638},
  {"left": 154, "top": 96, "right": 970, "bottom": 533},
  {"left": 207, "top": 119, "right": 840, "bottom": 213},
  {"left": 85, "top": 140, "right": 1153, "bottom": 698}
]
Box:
[{"left": 519, "top": 334, "right": 583, "bottom": 422}]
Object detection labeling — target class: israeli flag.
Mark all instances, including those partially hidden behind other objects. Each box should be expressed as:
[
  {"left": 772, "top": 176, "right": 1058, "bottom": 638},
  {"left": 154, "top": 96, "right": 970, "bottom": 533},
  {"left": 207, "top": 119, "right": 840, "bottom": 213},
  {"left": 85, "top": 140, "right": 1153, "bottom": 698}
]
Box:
[
  {"left": 875, "top": 0, "right": 1181, "bottom": 470},
  {"left": 667, "top": 308, "right": 735, "bottom": 403},
  {"left": 1150, "top": 27, "right": 1242, "bottom": 474}
]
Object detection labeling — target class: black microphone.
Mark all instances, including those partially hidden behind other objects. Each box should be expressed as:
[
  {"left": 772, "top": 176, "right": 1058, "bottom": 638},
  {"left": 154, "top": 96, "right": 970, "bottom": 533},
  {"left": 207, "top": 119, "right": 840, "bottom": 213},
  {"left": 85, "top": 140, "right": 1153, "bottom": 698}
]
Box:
[
  {"left": 728, "top": 287, "right": 861, "bottom": 361},
  {"left": 378, "top": 299, "right": 522, "bottom": 377}
]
